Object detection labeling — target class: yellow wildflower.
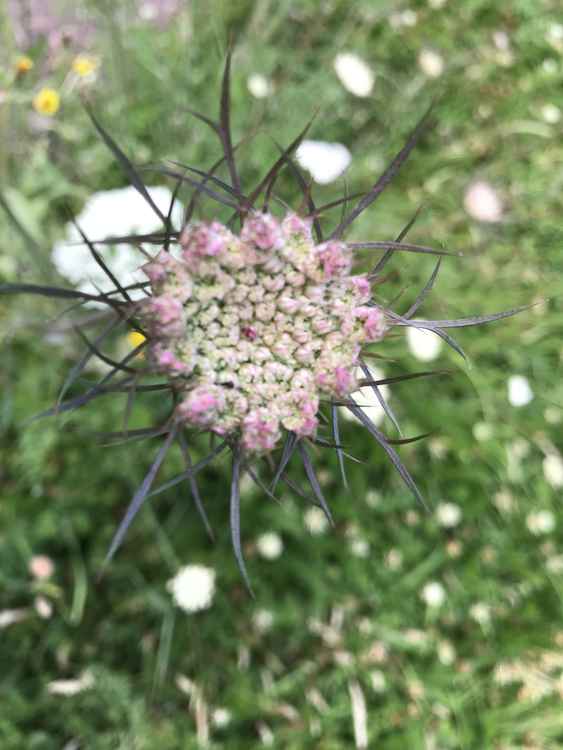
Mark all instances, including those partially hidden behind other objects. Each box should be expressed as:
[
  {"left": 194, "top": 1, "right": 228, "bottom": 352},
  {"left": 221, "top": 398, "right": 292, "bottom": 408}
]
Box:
[
  {"left": 33, "top": 88, "right": 60, "bottom": 116},
  {"left": 16, "top": 56, "right": 34, "bottom": 74},
  {"left": 127, "top": 331, "right": 147, "bottom": 349},
  {"left": 72, "top": 55, "right": 99, "bottom": 78}
]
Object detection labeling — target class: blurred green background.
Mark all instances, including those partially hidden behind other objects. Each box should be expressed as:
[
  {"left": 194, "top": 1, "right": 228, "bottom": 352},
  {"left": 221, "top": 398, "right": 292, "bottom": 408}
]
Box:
[{"left": 1, "top": 1, "right": 562, "bottom": 748}]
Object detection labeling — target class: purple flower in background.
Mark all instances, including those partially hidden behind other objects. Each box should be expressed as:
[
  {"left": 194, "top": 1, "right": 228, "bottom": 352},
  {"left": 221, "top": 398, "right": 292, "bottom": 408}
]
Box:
[
  {"left": 8, "top": 0, "right": 180, "bottom": 51},
  {"left": 8, "top": 0, "right": 95, "bottom": 51}
]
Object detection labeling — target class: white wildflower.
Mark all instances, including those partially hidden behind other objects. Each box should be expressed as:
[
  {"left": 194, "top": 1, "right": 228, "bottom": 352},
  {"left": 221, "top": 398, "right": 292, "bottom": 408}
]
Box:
[
  {"left": 435, "top": 502, "right": 462, "bottom": 528},
  {"left": 52, "top": 186, "right": 183, "bottom": 302},
  {"left": 428, "top": 437, "right": 448, "bottom": 459},
  {"left": 334, "top": 53, "right": 374, "bottom": 98},
  {"left": 47, "top": 670, "right": 94, "bottom": 696},
  {"left": 473, "top": 421, "right": 494, "bottom": 442},
  {"left": 212, "top": 708, "right": 232, "bottom": 728},
  {"left": 296, "top": 140, "right": 352, "bottom": 184},
  {"left": 253, "top": 608, "right": 274, "bottom": 632},
  {"left": 546, "top": 23, "right": 563, "bottom": 51},
  {"left": 541, "top": 103, "right": 561, "bottom": 124},
  {"left": 167, "top": 564, "right": 216, "bottom": 613},
  {"left": 437, "top": 640, "right": 456, "bottom": 666},
  {"left": 406, "top": 325, "right": 443, "bottom": 362},
  {"left": 341, "top": 366, "right": 389, "bottom": 427},
  {"left": 526, "top": 510, "right": 556, "bottom": 536},
  {"left": 507, "top": 375, "right": 534, "bottom": 407},
  {"left": 398, "top": 9, "right": 418, "bottom": 27},
  {"left": 247, "top": 73, "right": 273, "bottom": 99},
  {"left": 304, "top": 506, "right": 329, "bottom": 535},
  {"left": 256, "top": 532, "right": 283, "bottom": 560},
  {"left": 34, "top": 596, "right": 53, "bottom": 619},
  {"left": 543, "top": 454, "right": 563, "bottom": 489},
  {"left": 469, "top": 602, "right": 492, "bottom": 626},
  {"left": 365, "top": 490, "right": 381, "bottom": 507},
  {"left": 350, "top": 538, "right": 370, "bottom": 558},
  {"left": 544, "top": 406, "right": 562, "bottom": 424},
  {"left": 463, "top": 180, "right": 503, "bottom": 223},
  {"left": 542, "top": 59, "right": 558, "bottom": 75},
  {"left": 421, "top": 581, "right": 446, "bottom": 608},
  {"left": 370, "top": 670, "right": 386, "bottom": 692},
  {"left": 492, "top": 31, "right": 511, "bottom": 51},
  {"left": 418, "top": 49, "right": 444, "bottom": 78}
]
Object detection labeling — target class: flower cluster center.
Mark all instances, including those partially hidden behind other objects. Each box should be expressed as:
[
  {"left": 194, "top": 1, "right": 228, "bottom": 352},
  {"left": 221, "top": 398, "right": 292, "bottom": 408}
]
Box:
[{"left": 138, "top": 212, "right": 385, "bottom": 452}]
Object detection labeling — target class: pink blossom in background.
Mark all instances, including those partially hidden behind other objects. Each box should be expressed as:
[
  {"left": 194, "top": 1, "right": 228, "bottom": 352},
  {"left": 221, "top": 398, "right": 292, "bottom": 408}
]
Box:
[{"left": 464, "top": 180, "right": 503, "bottom": 223}]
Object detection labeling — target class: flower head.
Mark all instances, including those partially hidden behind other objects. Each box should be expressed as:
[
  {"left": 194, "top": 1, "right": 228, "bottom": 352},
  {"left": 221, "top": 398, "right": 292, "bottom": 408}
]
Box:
[
  {"left": 167, "top": 564, "right": 216, "bottom": 612},
  {"left": 15, "top": 56, "right": 34, "bottom": 75},
  {"left": 72, "top": 54, "right": 99, "bottom": 77},
  {"left": 296, "top": 140, "right": 352, "bottom": 184},
  {"left": 1, "top": 52, "right": 529, "bottom": 590},
  {"left": 33, "top": 87, "right": 60, "bottom": 116},
  {"left": 334, "top": 52, "right": 374, "bottom": 97},
  {"left": 138, "top": 209, "right": 383, "bottom": 452}
]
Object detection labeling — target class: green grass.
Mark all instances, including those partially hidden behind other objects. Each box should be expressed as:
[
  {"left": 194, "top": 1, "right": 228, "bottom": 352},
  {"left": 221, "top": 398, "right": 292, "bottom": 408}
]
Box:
[{"left": 1, "top": 1, "right": 563, "bottom": 747}]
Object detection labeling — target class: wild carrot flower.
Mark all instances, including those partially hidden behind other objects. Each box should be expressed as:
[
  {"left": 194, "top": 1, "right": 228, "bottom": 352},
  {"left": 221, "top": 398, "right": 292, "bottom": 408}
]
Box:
[
  {"left": 33, "top": 87, "right": 60, "bottom": 116},
  {"left": 1, "top": 53, "right": 528, "bottom": 591}
]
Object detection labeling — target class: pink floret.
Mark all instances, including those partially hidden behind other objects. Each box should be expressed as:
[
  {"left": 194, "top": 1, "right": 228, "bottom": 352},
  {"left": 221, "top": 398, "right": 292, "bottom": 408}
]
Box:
[
  {"left": 241, "top": 212, "right": 283, "bottom": 251},
  {"left": 355, "top": 306, "right": 386, "bottom": 342},
  {"left": 241, "top": 410, "right": 281, "bottom": 452},
  {"left": 293, "top": 401, "right": 318, "bottom": 436},
  {"left": 349, "top": 275, "right": 371, "bottom": 301},
  {"left": 181, "top": 221, "right": 228, "bottom": 260},
  {"left": 282, "top": 212, "right": 313, "bottom": 240},
  {"left": 177, "top": 386, "right": 226, "bottom": 427},
  {"left": 141, "top": 254, "right": 170, "bottom": 284},
  {"left": 149, "top": 295, "right": 183, "bottom": 325},
  {"left": 335, "top": 366, "right": 354, "bottom": 395},
  {"left": 317, "top": 241, "right": 352, "bottom": 280}
]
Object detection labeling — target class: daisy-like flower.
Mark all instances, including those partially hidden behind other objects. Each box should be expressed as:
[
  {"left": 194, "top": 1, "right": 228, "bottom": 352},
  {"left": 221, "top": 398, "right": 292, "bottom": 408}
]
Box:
[
  {"left": 526, "top": 510, "right": 556, "bottom": 536},
  {"left": 15, "top": 55, "right": 34, "bottom": 75},
  {"left": 463, "top": 180, "right": 503, "bottom": 223},
  {"left": 435, "top": 502, "right": 462, "bottom": 528},
  {"left": 52, "top": 185, "right": 183, "bottom": 301},
  {"left": 334, "top": 52, "right": 375, "bottom": 98},
  {"left": 33, "top": 87, "right": 60, "bottom": 116},
  {"left": 421, "top": 581, "right": 446, "bottom": 608},
  {"left": 247, "top": 73, "right": 273, "bottom": 99},
  {"left": 406, "top": 324, "right": 442, "bottom": 362},
  {"left": 1, "top": 53, "right": 528, "bottom": 590},
  {"left": 418, "top": 49, "right": 444, "bottom": 78},
  {"left": 543, "top": 453, "right": 563, "bottom": 489},
  {"left": 71, "top": 54, "right": 99, "bottom": 78},
  {"left": 167, "top": 564, "right": 216, "bottom": 612},
  {"left": 47, "top": 671, "right": 94, "bottom": 696},
  {"left": 296, "top": 140, "right": 352, "bottom": 184},
  {"left": 507, "top": 374, "right": 534, "bottom": 407},
  {"left": 256, "top": 532, "right": 283, "bottom": 560}
]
